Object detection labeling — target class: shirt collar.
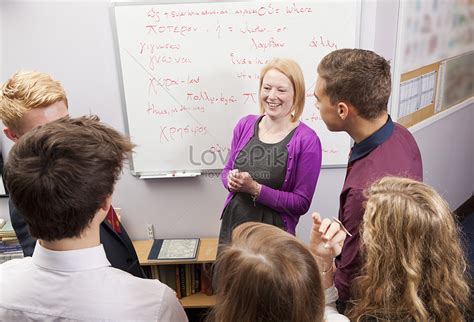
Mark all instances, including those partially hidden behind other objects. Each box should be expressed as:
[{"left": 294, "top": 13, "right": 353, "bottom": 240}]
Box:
[
  {"left": 349, "top": 115, "right": 394, "bottom": 163},
  {"left": 32, "top": 241, "right": 111, "bottom": 272}
]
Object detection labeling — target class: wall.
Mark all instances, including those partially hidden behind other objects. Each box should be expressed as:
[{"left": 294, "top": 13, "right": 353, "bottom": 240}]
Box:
[
  {"left": 0, "top": 1, "right": 472, "bottom": 244},
  {"left": 0, "top": 5, "right": 6, "bottom": 212},
  {"left": 412, "top": 102, "right": 473, "bottom": 209}
]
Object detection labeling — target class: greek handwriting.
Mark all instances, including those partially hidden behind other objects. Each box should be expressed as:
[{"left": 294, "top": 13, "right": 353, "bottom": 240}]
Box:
[
  {"left": 145, "top": 24, "right": 198, "bottom": 36},
  {"left": 309, "top": 35, "right": 338, "bottom": 49},
  {"left": 251, "top": 37, "right": 285, "bottom": 51},
  {"left": 160, "top": 125, "right": 209, "bottom": 143},
  {"left": 186, "top": 91, "right": 237, "bottom": 105}
]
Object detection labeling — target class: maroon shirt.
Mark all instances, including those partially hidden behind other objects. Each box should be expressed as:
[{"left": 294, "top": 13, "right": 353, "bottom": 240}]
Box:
[{"left": 335, "top": 116, "right": 423, "bottom": 302}]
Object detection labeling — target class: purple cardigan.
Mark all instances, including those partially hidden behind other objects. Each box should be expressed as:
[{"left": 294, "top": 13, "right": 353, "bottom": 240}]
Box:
[{"left": 221, "top": 115, "right": 322, "bottom": 235}]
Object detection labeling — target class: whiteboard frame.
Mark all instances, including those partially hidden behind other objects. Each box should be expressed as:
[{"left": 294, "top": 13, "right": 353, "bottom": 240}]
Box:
[{"left": 111, "top": 0, "right": 361, "bottom": 177}]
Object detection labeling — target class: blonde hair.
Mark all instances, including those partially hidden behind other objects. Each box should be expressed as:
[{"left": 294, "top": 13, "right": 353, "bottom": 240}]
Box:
[
  {"left": 259, "top": 58, "right": 305, "bottom": 122},
  {"left": 348, "top": 177, "right": 471, "bottom": 321},
  {"left": 0, "top": 71, "right": 68, "bottom": 133},
  {"left": 208, "top": 222, "right": 325, "bottom": 322}
]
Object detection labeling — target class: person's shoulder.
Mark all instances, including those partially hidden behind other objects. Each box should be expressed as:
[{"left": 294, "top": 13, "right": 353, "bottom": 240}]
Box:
[
  {"left": 296, "top": 121, "right": 319, "bottom": 139},
  {"left": 0, "top": 257, "right": 33, "bottom": 285},
  {"left": 386, "top": 122, "right": 420, "bottom": 153},
  {"left": 90, "top": 267, "right": 182, "bottom": 320},
  {"left": 0, "top": 257, "right": 32, "bottom": 270},
  {"left": 237, "top": 114, "right": 259, "bottom": 126},
  {"left": 233, "top": 114, "right": 260, "bottom": 134},
  {"left": 393, "top": 122, "right": 415, "bottom": 139},
  {"left": 106, "top": 267, "right": 169, "bottom": 295},
  {"left": 294, "top": 121, "right": 320, "bottom": 146}
]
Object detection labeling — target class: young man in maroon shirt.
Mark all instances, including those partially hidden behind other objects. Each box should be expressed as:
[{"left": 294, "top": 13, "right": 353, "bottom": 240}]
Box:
[{"left": 314, "top": 49, "right": 423, "bottom": 311}]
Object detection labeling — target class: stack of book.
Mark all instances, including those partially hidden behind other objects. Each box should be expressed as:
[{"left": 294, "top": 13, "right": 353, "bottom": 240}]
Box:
[
  {"left": 0, "top": 218, "right": 23, "bottom": 264},
  {"left": 149, "top": 263, "right": 213, "bottom": 298}
]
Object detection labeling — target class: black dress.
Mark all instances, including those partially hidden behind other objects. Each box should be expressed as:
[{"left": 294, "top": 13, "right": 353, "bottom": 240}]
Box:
[{"left": 218, "top": 117, "right": 297, "bottom": 245}]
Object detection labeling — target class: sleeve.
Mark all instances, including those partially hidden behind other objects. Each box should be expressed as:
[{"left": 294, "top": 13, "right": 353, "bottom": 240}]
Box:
[
  {"left": 9, "top": 199, "right": 36, "bottom": 257},
  {"left": 257, "top": 132, "right": 322, "bottom": 216},
  {"left": 220, "top": 117, "right": 245, "bottom": 190},
  {"left": 157, "top": 286, "right": 188, "bottom": 322},
  {"left": 334, "top": 188, "right": 365, "bottom": 302},
  {"left": 324, "top": 286, "right": 349, "bottom": 321}
]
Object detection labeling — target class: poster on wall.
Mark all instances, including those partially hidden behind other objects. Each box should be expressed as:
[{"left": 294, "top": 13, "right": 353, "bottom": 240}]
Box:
[
  {"left": 437, "top": 51, "right": 474, "bottom": 111},
  {"left": 399, "top": 0, "right": 473, "bottom": 74}
]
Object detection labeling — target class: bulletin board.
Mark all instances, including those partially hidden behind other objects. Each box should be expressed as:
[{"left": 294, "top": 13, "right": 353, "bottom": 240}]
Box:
[
  {"left": 396, "top": 62, "right": 440, "bottom": 128},
  {"left": 392, "top": 0, "right": 473, "bottom": 128}
]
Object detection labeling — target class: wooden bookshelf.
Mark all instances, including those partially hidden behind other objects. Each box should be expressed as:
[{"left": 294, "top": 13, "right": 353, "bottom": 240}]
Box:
[{"left": 133, "top": 238, "right": 217, "bottom": 308}]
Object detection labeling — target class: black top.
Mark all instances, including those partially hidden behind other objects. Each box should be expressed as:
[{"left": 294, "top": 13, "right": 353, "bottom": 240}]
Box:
[
  {"left": 218, "top": 117, "right": 297, "bottom": 245},
  {"left": 9, "top": 199, "right": 145, "bottom": 278}
]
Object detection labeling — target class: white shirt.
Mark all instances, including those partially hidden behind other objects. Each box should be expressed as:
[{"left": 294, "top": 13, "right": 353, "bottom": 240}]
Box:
[
  {"left": 325, "top": 286, "right": 349, "bottom": 321},
  {"left": 0, "top": 242, "right": 188, "bottom": 321}
]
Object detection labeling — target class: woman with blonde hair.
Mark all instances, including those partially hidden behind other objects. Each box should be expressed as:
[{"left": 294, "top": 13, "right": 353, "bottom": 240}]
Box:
[
  {"left": 313, "top": 176, "right": 471, "bottom": 321},
  {"left": 219, "top": 58, "right": 322, "bottom": 246},
  {"left": 209, "top": 221, "right": 348, "bottom": 322}
]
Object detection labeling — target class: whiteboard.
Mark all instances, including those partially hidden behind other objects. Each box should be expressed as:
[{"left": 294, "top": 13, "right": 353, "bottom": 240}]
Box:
[{"left": 112, "top": 1, "right": 359, "bottom": 176}]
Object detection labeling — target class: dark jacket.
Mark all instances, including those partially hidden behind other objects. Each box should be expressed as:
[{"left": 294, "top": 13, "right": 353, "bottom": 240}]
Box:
[{"left": 9, "top": 199, "right": 145, "bottom": 278}]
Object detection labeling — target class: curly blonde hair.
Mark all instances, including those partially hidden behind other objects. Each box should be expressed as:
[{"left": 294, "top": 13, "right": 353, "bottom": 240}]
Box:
[
  {"left": 348, "top": 177, "right": 471, "bottom": 321},
  {"left": 208, "top": 222, "right": 325, "bottom": 322},
  {"left": 0, "top": 71, "right": 68, "bottom": 133}
]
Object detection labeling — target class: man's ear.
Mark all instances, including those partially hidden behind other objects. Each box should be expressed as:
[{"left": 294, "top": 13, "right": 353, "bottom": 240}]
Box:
[
  {"left": 337, "top": 102, "right": 350, "bottom": 121},
  {"left": 3, "top": 128, "right": 20, "bottom": 143},
  {"left": 101, "top": 195, "right": 113, "bottom": 212}
]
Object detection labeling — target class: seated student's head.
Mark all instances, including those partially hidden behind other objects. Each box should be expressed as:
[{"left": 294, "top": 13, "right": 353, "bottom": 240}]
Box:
[
  {"left": 348, "top": 176, "right": 470, "bottom": 321},
  {"left": 209, "top": 222, "right": 325, "bottom": 322},
  {"left": 314, "top": 49, "right": 391, "bottom": 131},
  {"left": 0, "top": 70, "right": 68, "bottom": 141},
  {"left": 3, "top": 115, "right": 133, "bottom": 241}
]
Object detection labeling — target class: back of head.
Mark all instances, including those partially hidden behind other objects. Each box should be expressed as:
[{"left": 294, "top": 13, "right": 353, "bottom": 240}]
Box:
[
  {"left": 349, "top": 176, "right": 470, "bottom": 321},
  {"left": 0, "top": 71, "right": 68, "bottom": 133},
  {"left": 3, "top": 115, "right": 134, "bottom": 241},
  {"left": 209, "top": 222, "right": 325, "bottom": 322},
  {"left": 317, "top": 49, "right": 391, "bottom": 120},
  {"left": 259, "top": 58, "right": 306, "bottom": 122}
]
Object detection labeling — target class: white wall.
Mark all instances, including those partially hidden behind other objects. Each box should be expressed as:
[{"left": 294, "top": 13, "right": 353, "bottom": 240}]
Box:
[
  {"left": 412, "top": 103, "right": 474, "bottom": 209},
  {"left": 0, "top": 4, "right": 7, "bottom": 215},
  {"left": 0, "top": 1, "right": 472, "bottom": 244}
]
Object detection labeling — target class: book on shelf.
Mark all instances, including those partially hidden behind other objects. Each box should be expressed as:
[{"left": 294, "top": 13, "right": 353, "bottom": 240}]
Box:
[
  {"left": 179, "top": 265, "right": 186, "bottom": 298},
  {"left": 175, "top": 266, "right": 182, "bottom": 299},
  {"left": 148, "top": 238, "right": 200, "bottom": 261},
  {"left": 185, "top": 265, "right": 192, "bottom": 297},
  {"left": 200, "top": 263, "right": 213, "bottom": 296},
  {"left": 0, "top": 217, "right": 23, "bottom": 264},
  {"left": 145, "top": 263, "right": 213, "bottom": 298}
]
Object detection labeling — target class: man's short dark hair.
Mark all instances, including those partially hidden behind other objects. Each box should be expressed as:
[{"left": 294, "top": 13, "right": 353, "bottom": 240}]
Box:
[
  {"left": 317, "top": 48, "right": 391, "bottom": 120},
  {"left": 4, "top": 115, "right": 134, "bottom": 241}
]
